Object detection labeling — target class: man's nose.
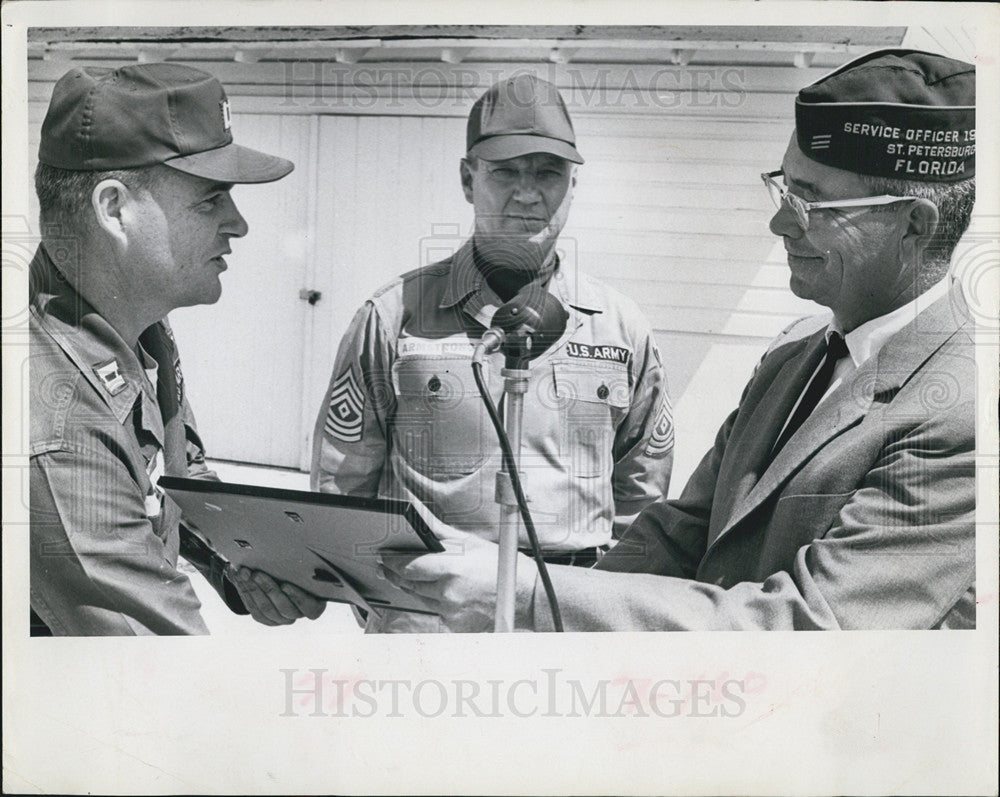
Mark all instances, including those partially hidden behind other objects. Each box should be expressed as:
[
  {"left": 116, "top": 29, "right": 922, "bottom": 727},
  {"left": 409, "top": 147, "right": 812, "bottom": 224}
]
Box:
[
  {"left": 512, "top": 173, "right": 542, "bottom": 204},
  {"left": 220, "top": 193, "right": 249, "bottom": 238},
  {"left": 768, "top": 198, "right": 802, "bottom": 239}
]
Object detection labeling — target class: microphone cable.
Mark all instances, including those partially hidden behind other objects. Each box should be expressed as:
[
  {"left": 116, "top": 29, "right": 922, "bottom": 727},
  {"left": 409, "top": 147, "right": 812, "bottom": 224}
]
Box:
[{"left": 471, "top": 358, "right": 564, "bottom": 632}]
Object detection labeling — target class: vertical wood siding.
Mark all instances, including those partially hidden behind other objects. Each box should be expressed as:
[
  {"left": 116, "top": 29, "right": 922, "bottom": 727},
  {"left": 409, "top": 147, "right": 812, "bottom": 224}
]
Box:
[{"left": 28, "top": 59, "right": 826, "bottom": 485}]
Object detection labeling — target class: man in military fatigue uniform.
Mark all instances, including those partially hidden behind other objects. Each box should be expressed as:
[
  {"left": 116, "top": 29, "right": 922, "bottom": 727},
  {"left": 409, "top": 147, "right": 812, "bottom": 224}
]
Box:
[
  {"left": 383, "top": 50, "right": 978, "bottom": 632},
  {"left": 30, "top": 63, "right": 325, "bottom": 634},
  {"left": 312, "top": 75, "right": 673, "bottom": 632}
]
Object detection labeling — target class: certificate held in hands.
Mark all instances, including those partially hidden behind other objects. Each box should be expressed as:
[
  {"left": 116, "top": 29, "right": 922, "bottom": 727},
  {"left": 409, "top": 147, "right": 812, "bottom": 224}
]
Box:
[{"left": 158, "top": 477, "right": 444, "bottom": 616}]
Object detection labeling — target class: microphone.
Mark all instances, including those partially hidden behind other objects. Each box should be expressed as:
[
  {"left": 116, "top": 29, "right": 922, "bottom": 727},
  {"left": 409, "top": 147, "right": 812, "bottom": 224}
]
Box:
[
  {"left": 473, "top": 283, "right": 568, "bottom": 364},
  {"left": 468, "top": 281, "right": 571, "bottom": 634}
]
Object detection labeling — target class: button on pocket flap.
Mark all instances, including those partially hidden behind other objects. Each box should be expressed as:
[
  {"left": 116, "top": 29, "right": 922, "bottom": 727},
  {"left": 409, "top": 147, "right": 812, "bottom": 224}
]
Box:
[
  {"left": 393, "top": 355, "right": 479, "bottom": 399},
  {"left": 552, "top": 361, "right": 629, "bottom": 407}
]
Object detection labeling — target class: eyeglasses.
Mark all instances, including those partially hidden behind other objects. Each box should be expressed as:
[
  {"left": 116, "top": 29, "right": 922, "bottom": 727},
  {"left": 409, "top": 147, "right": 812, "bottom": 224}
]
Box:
[{"left": 761, "top": 170, "right": 910, "bottom": 230}]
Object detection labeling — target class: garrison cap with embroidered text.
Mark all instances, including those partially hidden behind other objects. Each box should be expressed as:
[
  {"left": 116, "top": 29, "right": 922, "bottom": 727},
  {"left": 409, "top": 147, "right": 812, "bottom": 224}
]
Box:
[
  {"left": 39, "top": 63, "right": 293, "bottom": 183},
  {"left": 467, "top": 74, "right": 584, "bottom": 164},
  {"left": 795, "top": 49, "right": 974, "bottom": 182}
]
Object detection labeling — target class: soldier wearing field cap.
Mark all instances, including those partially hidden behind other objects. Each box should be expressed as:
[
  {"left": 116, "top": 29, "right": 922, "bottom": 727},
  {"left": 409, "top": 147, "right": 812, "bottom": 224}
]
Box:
[
  {"left": 30, "top": 63, "right": 325, "bottom": 634},
  {"left": 382, "top": 49, "right": 979, "bottom": 632},
  {"left": 313, "top": 74, "right": 673, "bottom": 632}
]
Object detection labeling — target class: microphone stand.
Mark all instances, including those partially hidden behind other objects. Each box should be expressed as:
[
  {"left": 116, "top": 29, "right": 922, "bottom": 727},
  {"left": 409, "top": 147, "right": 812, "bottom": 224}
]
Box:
[
  {"left": 494, "top": 331, "right": 533, "bottom": 633},
  {"left": 471, "top": 280, "right": 567, "bottom": 631}
]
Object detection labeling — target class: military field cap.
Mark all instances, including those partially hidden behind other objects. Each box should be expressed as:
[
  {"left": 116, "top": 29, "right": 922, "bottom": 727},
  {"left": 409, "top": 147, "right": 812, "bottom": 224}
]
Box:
[
  {"left": 467, "top": 74, "right": 584, "bottom": 164},
  {"left": 795, "top": 48, "right": 974, "bottom": 182},
  {"left": 39, "top": 63, "right": 293, "bottom": 183}
]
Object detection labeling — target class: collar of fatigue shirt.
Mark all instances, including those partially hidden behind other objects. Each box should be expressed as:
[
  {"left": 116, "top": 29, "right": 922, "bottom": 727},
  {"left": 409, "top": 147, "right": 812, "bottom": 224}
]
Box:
[
  {"left": 29, "top": 243, "right": 149, "bottom": 426},
  {"left": 439, "top": 238, "right": 605, "bottom": 327},
  {"left": 134, "top": 337, "right": 167, "bottom": 449}
]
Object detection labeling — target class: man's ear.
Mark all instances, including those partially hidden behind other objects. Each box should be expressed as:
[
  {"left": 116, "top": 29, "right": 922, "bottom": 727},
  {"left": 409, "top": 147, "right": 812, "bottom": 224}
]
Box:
[
  {"left": 459, "top": 158, "right": 475, "bottom": 205},
  {"left": 91, "top": 179, "right": 132, "bottom": 247},
  {"left": 899, "top": 197, "right": 939, "bottom": 263}
]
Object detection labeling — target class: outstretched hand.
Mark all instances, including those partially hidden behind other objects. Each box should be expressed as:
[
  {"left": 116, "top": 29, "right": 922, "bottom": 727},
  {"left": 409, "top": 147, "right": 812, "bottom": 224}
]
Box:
[
  {"left": 379, "top": 536, "right": 535, "bottom": 632},
  {"left": 230, "top": 567, "right": 327, "bottom": 626}
]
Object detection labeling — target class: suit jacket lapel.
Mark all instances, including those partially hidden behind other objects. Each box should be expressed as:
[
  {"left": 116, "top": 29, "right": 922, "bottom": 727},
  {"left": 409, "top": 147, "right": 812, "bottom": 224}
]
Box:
[
  {"left": 867, "top": 282, "right": 970, "bottom": 396},
  {"left": 735, "top": 357, "right": 874, "bottom": 525},
  {"left": 706, "top": 329, "right": 828, "bottom": 543},
  {"left": 710, "top": 284, "right": 968, "bottom": 549}
]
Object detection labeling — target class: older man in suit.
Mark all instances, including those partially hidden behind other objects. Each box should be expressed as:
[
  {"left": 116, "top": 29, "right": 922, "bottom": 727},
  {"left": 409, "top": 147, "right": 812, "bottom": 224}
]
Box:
[{"left": 381, "top": 48, "right": 978, "bottom": 631}]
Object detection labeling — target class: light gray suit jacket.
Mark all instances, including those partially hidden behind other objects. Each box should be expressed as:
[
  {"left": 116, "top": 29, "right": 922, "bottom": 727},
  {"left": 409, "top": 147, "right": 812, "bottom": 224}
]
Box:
[{"left": 527, "top": 286, "right": 976, "bottom": 630}]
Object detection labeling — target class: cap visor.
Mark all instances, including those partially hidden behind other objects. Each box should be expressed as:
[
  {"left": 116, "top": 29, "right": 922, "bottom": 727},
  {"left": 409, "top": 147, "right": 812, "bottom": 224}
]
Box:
[
  {"left": 470, "top": 135, "right": 584, "bottom": 164},
  {"left": 164, "top": 142, "right": 294, "bottom": 184}
]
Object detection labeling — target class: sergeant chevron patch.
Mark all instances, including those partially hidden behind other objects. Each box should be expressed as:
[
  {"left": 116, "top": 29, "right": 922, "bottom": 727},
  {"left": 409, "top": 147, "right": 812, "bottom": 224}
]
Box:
[
  {"left": 645, "top": 397, "right": 674, "bottom": 457},
  {"left": 324, "top": 368, "right": 365, "bottom": 442}
]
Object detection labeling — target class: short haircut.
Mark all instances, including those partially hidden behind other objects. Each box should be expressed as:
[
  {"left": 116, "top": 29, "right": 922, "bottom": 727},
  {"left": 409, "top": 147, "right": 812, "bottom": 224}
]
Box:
[
  {"left": 34, "top": 162, "right": 162, "bottom": 237},
  {"left": 860, "top": 173, "right": 976, "bottom": 287}
]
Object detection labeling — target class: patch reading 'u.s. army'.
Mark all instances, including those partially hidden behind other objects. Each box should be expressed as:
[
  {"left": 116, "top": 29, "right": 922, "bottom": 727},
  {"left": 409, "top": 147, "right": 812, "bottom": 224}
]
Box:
[
  {"left": 324, "top": 368, "right": 365, "bottom": 443},
  {"left": 565, "top": 342, "right": 631, "bottom": 364}
]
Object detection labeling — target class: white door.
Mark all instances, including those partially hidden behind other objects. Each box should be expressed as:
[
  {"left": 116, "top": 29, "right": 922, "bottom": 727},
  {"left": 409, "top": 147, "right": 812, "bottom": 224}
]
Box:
[
  {"left": 303, "top": 112, "right": 472, "bottom": 455},
  {"left": 172, "top": 112, "right": 475, "bottom": 470},
  {"left": 169, "top": 113, "right": 317, "bottom": 468}
]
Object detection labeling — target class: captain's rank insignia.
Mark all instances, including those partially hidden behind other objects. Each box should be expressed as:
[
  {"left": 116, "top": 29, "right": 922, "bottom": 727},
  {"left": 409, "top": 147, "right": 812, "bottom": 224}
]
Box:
[{"left": 93, "top": 358, "right": 127, "bottom": 395}]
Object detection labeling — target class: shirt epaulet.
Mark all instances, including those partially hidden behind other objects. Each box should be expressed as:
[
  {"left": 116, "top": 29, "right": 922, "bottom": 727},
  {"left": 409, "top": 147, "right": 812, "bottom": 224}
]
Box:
[
  {"left": 370, "top": 274, "right": 406, "bottom": 301},
  {"left": 371, "top": 260, "right": 453, "bottom": 302},
  {"left": 368, "top": 260, "right": 457, "bottom": 348}
]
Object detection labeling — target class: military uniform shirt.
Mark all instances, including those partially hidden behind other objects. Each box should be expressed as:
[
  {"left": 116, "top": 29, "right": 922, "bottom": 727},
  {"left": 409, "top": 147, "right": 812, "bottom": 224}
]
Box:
[
  {"left": 312, "top": 240, "right": 674, "bottom": 551},
  {"left": 29, "top": 245, "right": 217, "bottom": 635}
]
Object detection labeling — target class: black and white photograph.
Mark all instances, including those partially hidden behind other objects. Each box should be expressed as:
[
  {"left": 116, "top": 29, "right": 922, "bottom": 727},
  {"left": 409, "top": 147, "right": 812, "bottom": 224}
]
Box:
[{"left": 3, "top": 1, "right": 998, "bottom": 794}]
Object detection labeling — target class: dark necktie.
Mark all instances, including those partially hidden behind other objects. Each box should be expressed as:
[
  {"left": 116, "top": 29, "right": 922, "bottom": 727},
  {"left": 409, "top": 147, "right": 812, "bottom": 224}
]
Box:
[{"left": 770, "top": 332, "right": 850, "bottom": 460}]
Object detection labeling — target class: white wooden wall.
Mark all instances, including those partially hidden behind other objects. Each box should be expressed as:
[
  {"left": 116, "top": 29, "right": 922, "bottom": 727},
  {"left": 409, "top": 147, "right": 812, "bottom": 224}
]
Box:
[{"left": 27, "top": 57, "right": 830, "bottom": 492}]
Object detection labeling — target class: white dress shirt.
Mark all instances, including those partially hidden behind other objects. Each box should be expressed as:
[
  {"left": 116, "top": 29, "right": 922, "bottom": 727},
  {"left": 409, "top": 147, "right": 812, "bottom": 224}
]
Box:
[{"left": 776, "top": 277, "right": 952, "bottom": 446}]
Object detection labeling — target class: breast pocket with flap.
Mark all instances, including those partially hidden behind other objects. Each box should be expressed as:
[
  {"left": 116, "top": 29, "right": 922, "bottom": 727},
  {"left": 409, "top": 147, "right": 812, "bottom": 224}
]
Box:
[
  {"left": 549, "top": 360, "right": 630, "bottom": 478},
  {"left": 392, "top": 354, "right": 494, "bottom": 476}
]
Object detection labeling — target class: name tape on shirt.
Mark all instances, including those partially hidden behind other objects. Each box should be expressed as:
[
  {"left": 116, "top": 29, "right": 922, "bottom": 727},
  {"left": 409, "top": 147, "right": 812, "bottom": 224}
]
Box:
[
  {"left": 397, "top": 338, "right": 473, "bottom": 358},
  {"left": 565, "top": 342, "right": 631, "bottom": 364},
  {"left": 645, "top": 397, "right": 674, "bottom": 458},
  {"left": 324, "top": 368, "right": 365, "bottom": 443}
]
